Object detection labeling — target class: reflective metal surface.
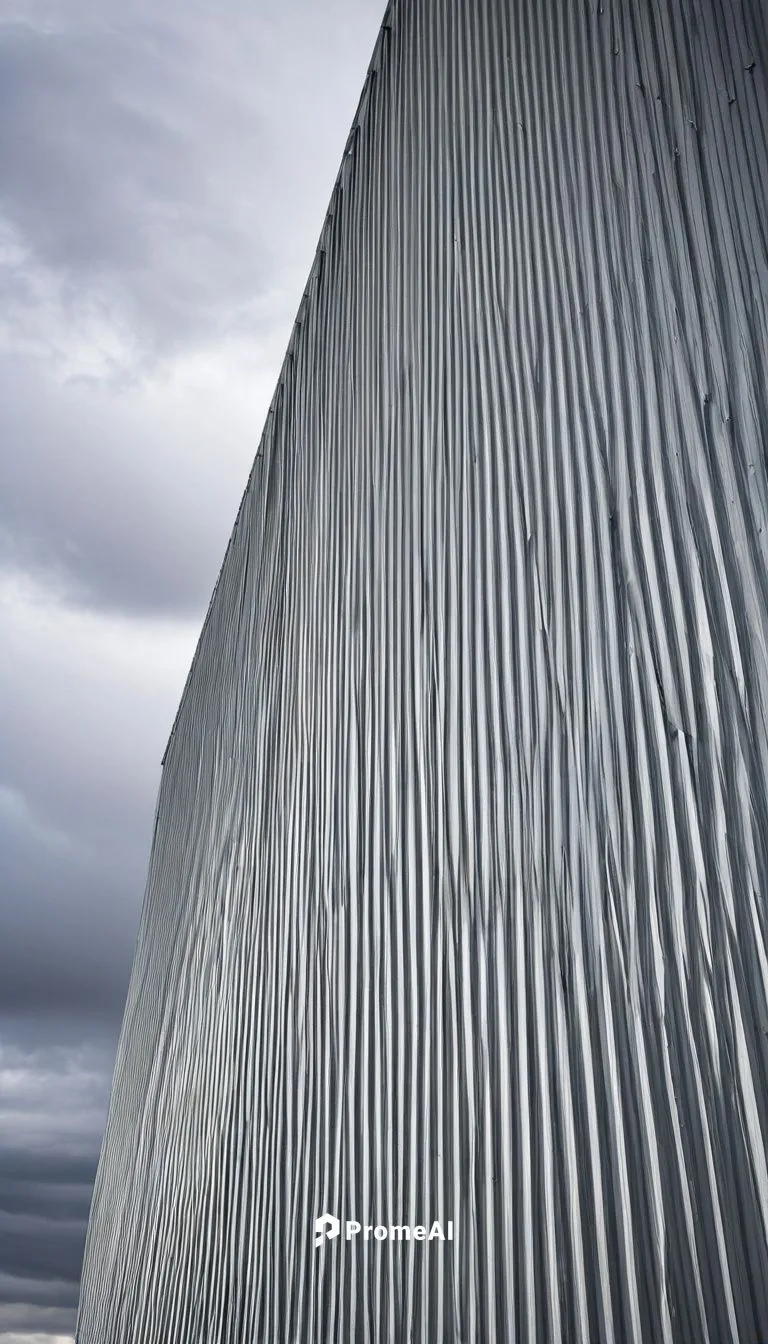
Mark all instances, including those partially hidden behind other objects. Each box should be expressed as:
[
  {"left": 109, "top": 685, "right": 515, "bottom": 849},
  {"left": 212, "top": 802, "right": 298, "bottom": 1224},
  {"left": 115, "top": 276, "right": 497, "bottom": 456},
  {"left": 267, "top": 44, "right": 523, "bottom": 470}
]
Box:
[{"left": 77, "top": 0, "right": 768, "bottom": 1338}]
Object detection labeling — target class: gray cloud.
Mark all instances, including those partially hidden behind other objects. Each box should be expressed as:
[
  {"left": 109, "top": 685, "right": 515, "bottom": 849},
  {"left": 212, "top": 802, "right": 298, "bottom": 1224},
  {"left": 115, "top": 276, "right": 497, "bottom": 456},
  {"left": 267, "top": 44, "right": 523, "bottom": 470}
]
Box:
[
  {"left": 0, "top": 1310, "right": 77, "bottom": 1339},
  {"left": 0, "top": 15, "right": 269, "bottom": 353},
  {"left": 0, "top": 0, "right": 383, "bottom": 357},
  {"left": 0, "top": 1030, "right": 112, "bottom": 1333},
  {"left": 0, "top": 1233, "right": 84, "bottom": 1292},
  {"left": 0, "top": 0, "right": 383, "bottom": 621},
  {"left": 0, "top": 357, "right": 254, "bottom": 619},
  {"left": 0, "top": 835, "right": 136, "bottom": 1020},
  {"left": 0, "top": 581, "right": 197, "bottom": 1019},
  {"left": 0, "top": 1182, "right": 92, "bottom": 1223}
]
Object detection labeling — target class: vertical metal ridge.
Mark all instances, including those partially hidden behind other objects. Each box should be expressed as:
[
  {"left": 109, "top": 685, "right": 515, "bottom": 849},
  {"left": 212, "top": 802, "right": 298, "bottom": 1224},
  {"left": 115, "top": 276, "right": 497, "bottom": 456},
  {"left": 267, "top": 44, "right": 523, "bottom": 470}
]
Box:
[{"left": 77, "top": 0, "right": 768, "bottom": 1338}]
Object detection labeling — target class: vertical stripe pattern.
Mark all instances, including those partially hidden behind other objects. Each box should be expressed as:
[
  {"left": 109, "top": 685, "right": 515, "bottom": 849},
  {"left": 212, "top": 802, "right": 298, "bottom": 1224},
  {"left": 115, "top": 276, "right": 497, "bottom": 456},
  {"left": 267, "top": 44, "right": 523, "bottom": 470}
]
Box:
[{"left": 77, "top": 0, "right": 768, "bottom": 1339}]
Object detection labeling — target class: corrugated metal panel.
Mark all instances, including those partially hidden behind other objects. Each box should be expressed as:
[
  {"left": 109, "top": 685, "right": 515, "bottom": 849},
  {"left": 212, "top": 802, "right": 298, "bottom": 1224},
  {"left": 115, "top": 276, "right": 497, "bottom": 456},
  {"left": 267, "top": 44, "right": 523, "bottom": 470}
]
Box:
[{"left": 76, "top": 0, "right": 768, "bottom": 1339}]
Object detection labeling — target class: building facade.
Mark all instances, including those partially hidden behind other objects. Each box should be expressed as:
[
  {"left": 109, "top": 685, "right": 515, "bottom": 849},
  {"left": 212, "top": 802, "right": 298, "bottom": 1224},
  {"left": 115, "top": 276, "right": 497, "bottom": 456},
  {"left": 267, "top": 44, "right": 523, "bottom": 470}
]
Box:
[{"left": 77, "top": 1, "right": 768, "bottom": 1339}]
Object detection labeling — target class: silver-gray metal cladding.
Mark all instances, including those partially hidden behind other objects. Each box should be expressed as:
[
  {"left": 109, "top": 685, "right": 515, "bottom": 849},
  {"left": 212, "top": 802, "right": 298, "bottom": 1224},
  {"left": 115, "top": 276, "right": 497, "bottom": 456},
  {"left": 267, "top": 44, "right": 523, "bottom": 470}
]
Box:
[{"left": 75, "top": 0, "right": 768, "bottom": 1339}]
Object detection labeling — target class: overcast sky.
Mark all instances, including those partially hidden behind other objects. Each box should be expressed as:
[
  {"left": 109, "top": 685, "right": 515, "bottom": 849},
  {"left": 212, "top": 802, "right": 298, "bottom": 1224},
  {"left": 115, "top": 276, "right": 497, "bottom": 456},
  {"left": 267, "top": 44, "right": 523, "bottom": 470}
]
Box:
[{"left": 0, "top": 1, "right": 384, "bottom": 1337}]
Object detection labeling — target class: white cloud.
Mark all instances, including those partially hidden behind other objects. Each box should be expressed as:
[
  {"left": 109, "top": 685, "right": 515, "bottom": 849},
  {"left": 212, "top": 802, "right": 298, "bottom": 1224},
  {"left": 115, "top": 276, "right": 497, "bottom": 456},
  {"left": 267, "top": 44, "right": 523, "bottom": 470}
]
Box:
[
  {"left": 0, "top": 1336, "right": 73, "bottom": 1343},
  {"left": 0, "top": 1331, "right": 74, "bottom": 1342}
]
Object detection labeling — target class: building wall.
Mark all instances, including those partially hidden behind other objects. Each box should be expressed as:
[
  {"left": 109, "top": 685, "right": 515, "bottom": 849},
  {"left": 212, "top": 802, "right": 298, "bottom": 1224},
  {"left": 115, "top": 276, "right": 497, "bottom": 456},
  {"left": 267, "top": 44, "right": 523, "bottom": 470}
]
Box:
[{"left": 77, "top": 1, "right": 768, "bottom": 1339}]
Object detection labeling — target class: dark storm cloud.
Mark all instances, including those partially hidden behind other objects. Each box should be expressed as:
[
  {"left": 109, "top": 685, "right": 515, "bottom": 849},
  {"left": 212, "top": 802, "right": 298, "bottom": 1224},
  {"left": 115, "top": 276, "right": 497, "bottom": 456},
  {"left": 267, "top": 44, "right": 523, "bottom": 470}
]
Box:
[
  {"left": 0, "top": 1035, "right": 106, "bottom": 1337},
  {"left": 0, "top": 1028, "right": 113, "bottom": 1333},
  {"left": 0, "top": 1223, "right": 84, "bottom": 1290},
  {"left": 0, "top": 1179, "right": 93, "bottom": 1222},
  {"left": 0, "top": 1274, "right": 79, "bottom": 1311}
]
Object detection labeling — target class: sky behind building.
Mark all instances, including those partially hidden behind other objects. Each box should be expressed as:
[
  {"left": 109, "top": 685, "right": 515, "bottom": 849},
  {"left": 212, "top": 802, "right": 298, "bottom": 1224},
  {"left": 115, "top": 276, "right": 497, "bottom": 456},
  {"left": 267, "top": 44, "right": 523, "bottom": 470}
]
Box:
[{"left": 0, "top": 1, "right": 385, "bottom": 1336}]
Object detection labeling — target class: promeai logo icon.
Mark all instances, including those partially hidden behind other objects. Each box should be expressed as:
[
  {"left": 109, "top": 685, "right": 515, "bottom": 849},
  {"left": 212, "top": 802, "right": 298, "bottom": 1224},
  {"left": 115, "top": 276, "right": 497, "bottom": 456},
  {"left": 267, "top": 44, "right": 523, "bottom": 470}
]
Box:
[
  {"left": 314, "top": 1213, "right": 341, "bottom": 1248},
  {"left": 314, "top": 1214, "right": 454, "bottom": 1248}
]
